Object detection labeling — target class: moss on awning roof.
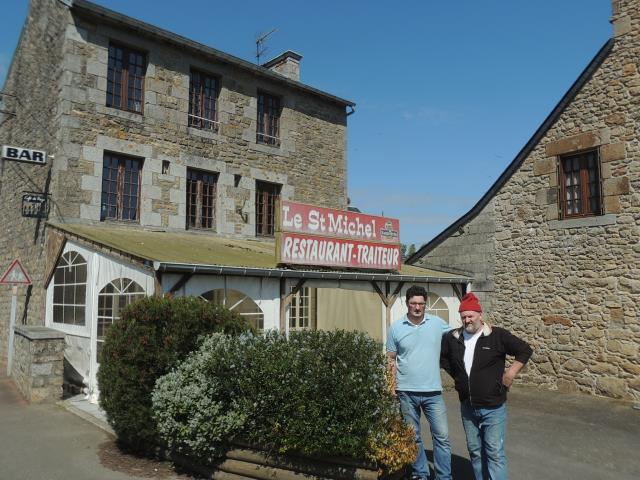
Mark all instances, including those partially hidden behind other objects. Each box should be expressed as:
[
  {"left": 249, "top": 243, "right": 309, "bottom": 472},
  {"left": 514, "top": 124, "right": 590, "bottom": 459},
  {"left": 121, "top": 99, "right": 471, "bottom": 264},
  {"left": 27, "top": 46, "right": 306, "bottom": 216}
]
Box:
[{"left": 49, "top": 223, "right": 469, "bottom": 280}]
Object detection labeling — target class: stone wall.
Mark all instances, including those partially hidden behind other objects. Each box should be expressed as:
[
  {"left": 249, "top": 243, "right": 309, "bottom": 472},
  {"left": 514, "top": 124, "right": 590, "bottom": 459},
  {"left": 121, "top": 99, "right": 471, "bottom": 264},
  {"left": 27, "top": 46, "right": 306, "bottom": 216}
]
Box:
[
  {"left": 416, "top": 0, "right": 639, "bottom": 401},
  {"left": 11, "top": 325, "right": 65, "bottom": 403},
  {"left": 0, "top": 0, "right": 69, "bottom": 364}
]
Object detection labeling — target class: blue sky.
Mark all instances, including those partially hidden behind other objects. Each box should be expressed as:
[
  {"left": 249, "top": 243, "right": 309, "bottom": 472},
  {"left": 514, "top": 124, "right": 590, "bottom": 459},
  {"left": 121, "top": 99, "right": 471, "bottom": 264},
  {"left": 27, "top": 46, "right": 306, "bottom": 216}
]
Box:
[{"left": 0, "top": 1, "right": 612, "bottom": 247}]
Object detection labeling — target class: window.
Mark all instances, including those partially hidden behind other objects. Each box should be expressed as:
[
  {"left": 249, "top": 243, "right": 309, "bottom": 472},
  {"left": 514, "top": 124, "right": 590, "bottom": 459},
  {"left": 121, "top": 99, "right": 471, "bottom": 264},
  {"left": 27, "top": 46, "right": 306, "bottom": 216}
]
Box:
[
  {"left": 256, "top": 92, "right": 281, "bottom": 146},
  {"left": 289, "top": 287, "right": 316, "bottom": 331},
  {"left": 188, "top": 70, "right": 219, "bottom": 131},
  {"left": 52, "top": 251, "right": 87, "bottom": 326},
  {"left": 186, "top": 168, "right": 217, "bottom": 229},
  {"left": 425, "top": 292, "right": 449, "bottom": 323},
  {"left": 97, "top": 278, "right": 145, "bottom": 362},
  {"left": 106, "top": 43, "right": 146, "bottom": 113},
  {"left": 559, "top": 150, "right": 602, "bottom": 218},
  {"left": 255, "top": 180, "right": 280, "bottom": 236},
  {"left": 201, "top": 289, "right": 264, "bottom": 331},
  {"left": 101, "top": 153, "right": 142, "bottom": 222}
]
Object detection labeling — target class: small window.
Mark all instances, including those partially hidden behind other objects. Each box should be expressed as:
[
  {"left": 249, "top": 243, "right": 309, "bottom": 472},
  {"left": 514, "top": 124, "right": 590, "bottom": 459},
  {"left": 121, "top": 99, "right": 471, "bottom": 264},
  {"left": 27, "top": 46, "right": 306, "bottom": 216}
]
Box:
[
  {"left": 97, "top": 278, "right": 145, "bottom": 363},
  {"left": 106, "top": 43, "right": 146, "bottom": 113},
  {"left": 289, "top": 287, "right": 316, "bottom": 331},
  {"left": 256, "top": 92, "right": 281, "bottom": 146},
  {"left": 52, "top": 251, "right": 87, "bottom": 326},
  {"left": 559, "top": 150, "right": 602, "bottom": 218},
  {"left": 255, "top": 180, "right": 280, "bottom": 237},
  {"left": 101, "top": 153, "right": 143, "bottom": 222},
  {"left": 201, "top": 289, "right": 264, "bottom": 331},
  {"left": 186, "top": 168, "right": 218, "bottom": 229},
  {"left": 188, "top": 70, "right": 219, "bottom": 131}
]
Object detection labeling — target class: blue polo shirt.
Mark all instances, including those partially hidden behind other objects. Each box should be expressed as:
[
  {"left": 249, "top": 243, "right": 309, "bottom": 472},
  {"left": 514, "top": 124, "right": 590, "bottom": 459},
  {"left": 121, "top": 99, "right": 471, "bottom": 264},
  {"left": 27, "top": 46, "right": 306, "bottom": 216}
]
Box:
[{"left": 386, "top": 314, "right": 451, "bottom": 392}]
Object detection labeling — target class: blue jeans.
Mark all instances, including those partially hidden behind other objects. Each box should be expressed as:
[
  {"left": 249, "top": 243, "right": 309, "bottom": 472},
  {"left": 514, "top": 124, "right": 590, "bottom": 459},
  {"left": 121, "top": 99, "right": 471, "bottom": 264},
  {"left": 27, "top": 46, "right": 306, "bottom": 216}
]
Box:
[
  {"left": 397, "top": 391, "right": 452, "bottom": 480},
  {"left": 460, "top": 400, "right": 508, "bottom": 480}
]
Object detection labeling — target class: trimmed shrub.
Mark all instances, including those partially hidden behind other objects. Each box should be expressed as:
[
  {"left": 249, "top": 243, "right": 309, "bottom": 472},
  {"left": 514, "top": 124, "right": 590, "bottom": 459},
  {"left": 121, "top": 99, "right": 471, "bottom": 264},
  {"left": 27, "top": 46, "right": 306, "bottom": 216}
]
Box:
[
  {"left": 152, "top": 330, "right": 416, "bottom": 471},
  {"left": 97, "top": 296, "right": 251, "bottom": 451}
]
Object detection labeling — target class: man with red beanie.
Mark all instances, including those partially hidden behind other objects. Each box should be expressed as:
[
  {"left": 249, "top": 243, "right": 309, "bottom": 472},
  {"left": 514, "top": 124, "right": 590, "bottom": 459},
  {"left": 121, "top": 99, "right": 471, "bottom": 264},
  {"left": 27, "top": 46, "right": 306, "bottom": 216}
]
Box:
[{"left": 440, "top": 292, "right": 532, "bottom": 480}]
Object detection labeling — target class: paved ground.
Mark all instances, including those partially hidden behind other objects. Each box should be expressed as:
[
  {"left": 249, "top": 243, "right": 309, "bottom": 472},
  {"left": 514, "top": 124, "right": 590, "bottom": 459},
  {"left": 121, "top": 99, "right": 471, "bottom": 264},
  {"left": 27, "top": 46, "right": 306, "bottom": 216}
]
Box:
[
  {"left": 0, "top": 376, "right": 638, "bottom": 480},
  {"left": 423, "top": 388, "right": 640, "bottom": 480}
]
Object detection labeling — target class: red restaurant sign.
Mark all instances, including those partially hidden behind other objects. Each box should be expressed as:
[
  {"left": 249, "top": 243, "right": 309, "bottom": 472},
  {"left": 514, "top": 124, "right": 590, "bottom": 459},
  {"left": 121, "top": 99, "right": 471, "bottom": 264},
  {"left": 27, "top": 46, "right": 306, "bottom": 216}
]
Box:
[{"left": 276, "top": 201, "right": 401, "bottom": 271}]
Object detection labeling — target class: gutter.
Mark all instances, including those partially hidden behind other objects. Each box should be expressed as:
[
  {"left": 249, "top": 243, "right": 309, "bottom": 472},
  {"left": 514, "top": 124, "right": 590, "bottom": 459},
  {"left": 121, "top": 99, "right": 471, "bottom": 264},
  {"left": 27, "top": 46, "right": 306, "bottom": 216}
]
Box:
[{"left": 154, "top": 261, "right": 472, "bottom": 284}]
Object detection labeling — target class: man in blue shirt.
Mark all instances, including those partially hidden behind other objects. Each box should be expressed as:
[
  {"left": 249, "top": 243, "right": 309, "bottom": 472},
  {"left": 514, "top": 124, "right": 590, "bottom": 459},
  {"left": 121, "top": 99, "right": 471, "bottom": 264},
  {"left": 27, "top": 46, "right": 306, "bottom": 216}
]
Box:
[{"left": 386, "top": 285, "right": 452, "bottom": 480}]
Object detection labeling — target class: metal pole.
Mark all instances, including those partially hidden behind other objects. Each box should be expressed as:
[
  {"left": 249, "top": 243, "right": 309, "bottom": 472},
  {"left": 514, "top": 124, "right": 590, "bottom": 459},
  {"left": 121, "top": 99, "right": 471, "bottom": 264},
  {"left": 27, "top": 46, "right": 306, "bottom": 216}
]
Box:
[{"left": 7, "top": 285, "right": 17, "bottom": 376}]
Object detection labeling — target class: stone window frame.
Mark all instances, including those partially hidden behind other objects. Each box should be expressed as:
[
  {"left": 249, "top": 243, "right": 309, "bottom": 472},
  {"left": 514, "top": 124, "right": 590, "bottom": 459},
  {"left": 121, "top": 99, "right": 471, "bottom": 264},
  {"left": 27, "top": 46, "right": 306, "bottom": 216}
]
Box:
[
  {"left": 256, "top": 90, "right": 281, "bottom": 147},
  {"left": 52, "top": 251, "right": 88, "bottom": 327},
  {"left": 557, "top": 148, "right": 604, "bottom": 219},
  {"left": 100, "top": 152, "right": 144, "bottom": 223},
  {"left": 188, "top": 69, "right": 220, "bottom": 132},
  {"left": 536, "top": 130, "right": 628, "bottom": 224},
  {"left": 255, "top": 180, "right": 281, "bottom": 237},
  {"left": 106, "top": 42, "right": 147, "bottom": 114},
  {"left": 186, "top": 167, "right": 218, "bottom": 230},
  {"left": 289, "top": 287, "right": 317, "bottom": 331}
]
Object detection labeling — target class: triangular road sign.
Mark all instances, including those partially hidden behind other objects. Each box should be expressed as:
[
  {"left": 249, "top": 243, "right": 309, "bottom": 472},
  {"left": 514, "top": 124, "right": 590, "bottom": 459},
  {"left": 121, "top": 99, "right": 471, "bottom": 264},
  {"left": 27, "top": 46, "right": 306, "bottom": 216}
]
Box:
[{"left": 0, "top": 259, "right": 32, "bottom": 285}]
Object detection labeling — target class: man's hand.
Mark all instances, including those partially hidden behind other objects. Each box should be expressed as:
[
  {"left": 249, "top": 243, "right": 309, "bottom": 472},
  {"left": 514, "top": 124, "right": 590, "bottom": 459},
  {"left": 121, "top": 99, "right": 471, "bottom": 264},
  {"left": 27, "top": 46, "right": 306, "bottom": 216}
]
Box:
[
  {"left": 502, "top": 360, "right": 525, "bottom": 388},
  {"left": 502, "top": 370, "right": 516, "bottom": 388}
]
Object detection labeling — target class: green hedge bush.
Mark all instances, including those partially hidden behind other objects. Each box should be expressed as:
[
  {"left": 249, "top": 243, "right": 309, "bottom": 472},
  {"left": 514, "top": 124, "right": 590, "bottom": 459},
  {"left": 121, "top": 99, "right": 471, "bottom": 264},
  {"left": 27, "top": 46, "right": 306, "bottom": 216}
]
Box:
[
  {"left": 152, "top": 330, "right": 415, "bottom": 469},
  {"left": 97, "top": 296, "right": 251, "bottom": 452}
]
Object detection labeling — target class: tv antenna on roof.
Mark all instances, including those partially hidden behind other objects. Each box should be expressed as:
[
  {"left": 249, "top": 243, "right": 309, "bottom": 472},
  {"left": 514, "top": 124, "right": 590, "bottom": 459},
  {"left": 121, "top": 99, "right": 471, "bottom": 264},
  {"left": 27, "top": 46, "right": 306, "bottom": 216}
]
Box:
[{"left": 256, "top": 28, "right": 277, "bottom": 64}]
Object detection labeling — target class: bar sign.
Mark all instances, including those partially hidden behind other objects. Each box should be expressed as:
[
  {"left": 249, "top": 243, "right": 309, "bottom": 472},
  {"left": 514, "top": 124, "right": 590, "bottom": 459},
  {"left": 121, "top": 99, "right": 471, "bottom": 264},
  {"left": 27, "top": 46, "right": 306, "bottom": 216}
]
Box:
[{"left": 2, "top": 145, "right": 47, "bottom": 165}]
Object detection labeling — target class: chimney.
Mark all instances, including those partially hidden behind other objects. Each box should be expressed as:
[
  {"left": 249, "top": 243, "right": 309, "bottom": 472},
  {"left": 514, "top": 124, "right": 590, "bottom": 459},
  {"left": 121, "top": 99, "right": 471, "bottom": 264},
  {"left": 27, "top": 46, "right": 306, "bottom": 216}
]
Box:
[
  {"left": 610, "top": 0, "right": 633, "bottom": 37},
  {"left": 263, "top": 51, "right": 302, "bottom": 81}
]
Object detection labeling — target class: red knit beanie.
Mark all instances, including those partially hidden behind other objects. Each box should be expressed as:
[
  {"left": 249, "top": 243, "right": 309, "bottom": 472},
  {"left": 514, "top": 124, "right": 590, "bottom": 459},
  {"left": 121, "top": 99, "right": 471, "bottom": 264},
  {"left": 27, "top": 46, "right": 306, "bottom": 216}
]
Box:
[{"left": 458, "top": 292, "right": 482, "bottom": 312}]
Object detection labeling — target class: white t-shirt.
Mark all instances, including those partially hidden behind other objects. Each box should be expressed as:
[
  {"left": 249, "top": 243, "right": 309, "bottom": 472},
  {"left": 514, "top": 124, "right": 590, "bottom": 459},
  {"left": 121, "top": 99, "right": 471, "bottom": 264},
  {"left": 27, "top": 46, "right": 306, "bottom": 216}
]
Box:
[{"left": 462, "top": 328, "right": 484, "bottom": 377}]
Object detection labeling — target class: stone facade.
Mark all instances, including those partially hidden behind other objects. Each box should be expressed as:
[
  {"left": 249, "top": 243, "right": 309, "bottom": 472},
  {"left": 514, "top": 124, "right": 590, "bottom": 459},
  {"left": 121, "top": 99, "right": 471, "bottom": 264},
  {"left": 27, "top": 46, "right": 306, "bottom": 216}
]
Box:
[
  {"left": 0, "top": 0, "right": 351, "bottom": 365},
  {"left": 413, "top": 0, "right": 639, "bottom": 402},
  {"left": 11, "top": 326, "right": 65, "bottom": 403}
]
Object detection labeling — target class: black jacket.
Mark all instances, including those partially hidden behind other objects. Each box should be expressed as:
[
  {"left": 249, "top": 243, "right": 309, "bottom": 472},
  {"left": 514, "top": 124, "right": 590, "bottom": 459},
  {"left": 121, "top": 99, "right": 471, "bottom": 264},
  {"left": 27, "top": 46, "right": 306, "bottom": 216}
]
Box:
[{"left": 441, "top": 324, "right": 532, "bottom": 407}]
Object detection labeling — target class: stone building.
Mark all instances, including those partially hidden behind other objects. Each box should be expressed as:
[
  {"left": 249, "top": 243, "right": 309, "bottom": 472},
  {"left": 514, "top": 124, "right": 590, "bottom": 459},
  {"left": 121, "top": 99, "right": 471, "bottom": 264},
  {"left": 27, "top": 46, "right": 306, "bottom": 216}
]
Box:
[
  {"left": 408, "top": 0, "right": 639, "bottom": 402},
  {"left": 1, "top": 0, "right": 469, "bottom": 398}
]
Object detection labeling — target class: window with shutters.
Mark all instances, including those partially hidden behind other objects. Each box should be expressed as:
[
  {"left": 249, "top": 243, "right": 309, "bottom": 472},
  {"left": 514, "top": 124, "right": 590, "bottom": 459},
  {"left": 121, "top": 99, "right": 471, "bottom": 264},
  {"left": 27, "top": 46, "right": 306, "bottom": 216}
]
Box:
[
  {"left": 558, "top": 150, "right": 602, "bottom": 219},
  {"left": 255, "top": 180, "right": 280, "bottom": 237},
  {"left": 186, "top": 168, "right": 218, "bottom": 230},
  {"left": 106, "top": 43, "right": 146, "bottom": 114}
]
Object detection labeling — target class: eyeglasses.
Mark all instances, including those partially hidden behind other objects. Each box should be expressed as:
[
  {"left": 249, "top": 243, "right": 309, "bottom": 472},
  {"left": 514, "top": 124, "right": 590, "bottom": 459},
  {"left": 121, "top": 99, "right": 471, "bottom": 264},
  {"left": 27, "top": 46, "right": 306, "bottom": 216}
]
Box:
[{"left": 408, "top": 302, "right": 426, "bottom": 307}]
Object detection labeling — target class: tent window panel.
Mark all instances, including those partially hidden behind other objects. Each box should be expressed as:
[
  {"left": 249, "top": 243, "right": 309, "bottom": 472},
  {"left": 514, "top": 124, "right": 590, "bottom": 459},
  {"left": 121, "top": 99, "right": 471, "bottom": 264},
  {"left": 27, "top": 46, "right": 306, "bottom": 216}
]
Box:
[
  {"left": 289, "top": 287, "right": 316, "bottom": 331},
  {"left": 52, "top": 251, "right": 88, "bottom": 327},
  {"left": 96, "top": 278, "right": 146, "bottom": 363},
  {"left": 425, "top": 292, "right": 449, "bottom": 323},
  {"left": 200, "top": 288, "right": 265, "bottom": 332}
]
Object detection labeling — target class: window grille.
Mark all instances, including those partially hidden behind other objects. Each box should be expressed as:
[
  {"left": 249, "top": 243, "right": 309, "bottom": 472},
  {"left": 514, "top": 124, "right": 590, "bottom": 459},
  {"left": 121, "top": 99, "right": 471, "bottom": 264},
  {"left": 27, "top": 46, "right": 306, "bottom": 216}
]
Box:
[
  {"left": 186, "top": 168, "right": 218, "bottom": 229},
  {"left": 101, "top": 153, "right": 142, "bottom": 222},
  {"left": 257, "top": 92, "right": 281, "bottom": 146},
  {"left": 558, "top": 150, "right": 602, "bottom": 219},
  {"left": 188, "top": 70, "right": 219, "bottom": 131},
  {"left": 255, "top": 180, "right": 280, "bottom": 236},
  {"left": 106, "top": 44, "right": 146, "bottom": 113}
]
